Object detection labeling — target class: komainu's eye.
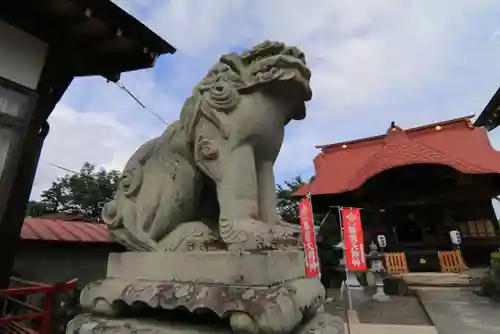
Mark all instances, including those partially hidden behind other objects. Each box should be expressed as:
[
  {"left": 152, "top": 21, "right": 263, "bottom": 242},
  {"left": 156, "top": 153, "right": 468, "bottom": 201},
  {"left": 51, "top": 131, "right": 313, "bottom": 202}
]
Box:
[{"left": 121, "top": 171, "right": 134, "bottom": 189}]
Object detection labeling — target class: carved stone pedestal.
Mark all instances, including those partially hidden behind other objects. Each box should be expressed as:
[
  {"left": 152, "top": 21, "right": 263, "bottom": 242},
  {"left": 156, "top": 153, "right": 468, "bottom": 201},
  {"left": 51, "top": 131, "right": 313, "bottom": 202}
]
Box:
[
  {"left": 67, "top": 312, "right": 345, "bottom": 334},
  {"left": 68, "top": 251, "right": 345, "bottom": 334}
]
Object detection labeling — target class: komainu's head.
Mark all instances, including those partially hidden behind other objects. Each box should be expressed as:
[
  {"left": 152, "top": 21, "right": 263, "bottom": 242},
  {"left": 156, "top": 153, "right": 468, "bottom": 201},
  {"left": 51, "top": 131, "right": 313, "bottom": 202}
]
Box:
[
  {"left": 240, "top": 40, "right": 312, "bottom": 110},
  {"left": 189, "top": 41, "right": 312, "bottom": 123}
]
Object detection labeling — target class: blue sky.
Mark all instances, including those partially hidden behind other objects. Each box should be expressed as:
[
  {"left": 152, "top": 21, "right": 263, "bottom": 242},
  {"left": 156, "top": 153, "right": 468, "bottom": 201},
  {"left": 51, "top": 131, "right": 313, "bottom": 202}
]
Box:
[{"left": 31, "top": 0, "right": 500, "bottom": 204}]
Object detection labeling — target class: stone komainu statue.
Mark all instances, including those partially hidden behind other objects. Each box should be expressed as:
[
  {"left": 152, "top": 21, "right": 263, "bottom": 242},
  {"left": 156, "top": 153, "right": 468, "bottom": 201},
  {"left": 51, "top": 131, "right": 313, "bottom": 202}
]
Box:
[
  {"left": 102, "top": 41, "right": 312, "bottom": 252},
  {"left": 69, "top": 41, "right": 347, "bottom": 334}
]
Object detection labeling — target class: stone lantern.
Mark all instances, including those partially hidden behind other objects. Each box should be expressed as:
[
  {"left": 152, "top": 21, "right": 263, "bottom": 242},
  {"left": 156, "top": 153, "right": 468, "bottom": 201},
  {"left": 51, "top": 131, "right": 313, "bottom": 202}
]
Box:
[{"left": 366, "top": 242, "right": 391, "bottom": 302}]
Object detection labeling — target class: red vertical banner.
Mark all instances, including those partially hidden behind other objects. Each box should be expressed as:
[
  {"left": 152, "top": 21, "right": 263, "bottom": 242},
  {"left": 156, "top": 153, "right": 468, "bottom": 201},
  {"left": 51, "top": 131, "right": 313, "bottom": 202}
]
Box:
[
  {"left": 340, "top": 208, "right": 367, "bottom": 271},
  {"left": 299, "top": 197, "right": 320, "bottom": 278}
]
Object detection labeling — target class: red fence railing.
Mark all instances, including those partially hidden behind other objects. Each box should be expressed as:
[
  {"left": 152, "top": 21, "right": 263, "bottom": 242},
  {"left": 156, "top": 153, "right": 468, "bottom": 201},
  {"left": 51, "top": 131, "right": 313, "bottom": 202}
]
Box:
[{"left": 0, "top": 277, "right": 77, "bottom": 334}]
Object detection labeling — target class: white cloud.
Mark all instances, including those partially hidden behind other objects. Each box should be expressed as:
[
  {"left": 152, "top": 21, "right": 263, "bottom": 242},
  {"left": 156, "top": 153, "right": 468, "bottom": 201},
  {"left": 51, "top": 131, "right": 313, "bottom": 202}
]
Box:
[
  {"left": 32, "top": 0, "right": 500, "bottom": 198},
  {"left": 143, "top": 0, "right": 500, "bottom": 179},
  {"left": 31, "top": 104, "right": 148, "bottom": 199}
]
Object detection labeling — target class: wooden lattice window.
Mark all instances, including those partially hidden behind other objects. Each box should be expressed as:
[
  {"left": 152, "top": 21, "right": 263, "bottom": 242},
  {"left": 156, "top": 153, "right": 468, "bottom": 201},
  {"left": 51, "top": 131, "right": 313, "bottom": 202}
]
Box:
[{"left": 458, "top": 220, "right": 497, "bottom": 238}]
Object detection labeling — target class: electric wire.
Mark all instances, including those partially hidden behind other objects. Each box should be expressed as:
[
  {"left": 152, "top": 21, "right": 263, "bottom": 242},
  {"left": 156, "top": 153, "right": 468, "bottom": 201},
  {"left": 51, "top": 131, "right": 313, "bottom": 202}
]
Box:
[
  {"left": 39, "top": 160, "right": 111, "bottom": 208},
  {"left": 112, "top": 81, "right": 168, "bottom": 125},
  {"left": 30, "top": 75, "right": 170, "bottom": 215},
  {"left": 41, "top": 160, "right": 78, "bottom": 174},
  {"left": 38, "top": 80, "right": 167, "bottom": 183}
]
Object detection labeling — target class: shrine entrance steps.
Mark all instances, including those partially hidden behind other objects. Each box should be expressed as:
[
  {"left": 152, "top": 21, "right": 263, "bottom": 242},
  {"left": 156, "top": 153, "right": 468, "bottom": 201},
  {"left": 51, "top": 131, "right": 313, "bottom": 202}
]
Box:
[
  {"left": 392, "top": 268, "right": 488, "bottom": 288},
  {"left": 397, "top": 272, "right": 472, "bottom": 287}
]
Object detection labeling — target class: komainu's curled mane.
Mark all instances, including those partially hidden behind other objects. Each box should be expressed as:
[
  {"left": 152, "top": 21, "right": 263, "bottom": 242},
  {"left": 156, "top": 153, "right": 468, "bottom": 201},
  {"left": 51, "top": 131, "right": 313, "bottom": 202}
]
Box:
[{"left": 102, "top": 41, "right": 312, "bottom": 252}]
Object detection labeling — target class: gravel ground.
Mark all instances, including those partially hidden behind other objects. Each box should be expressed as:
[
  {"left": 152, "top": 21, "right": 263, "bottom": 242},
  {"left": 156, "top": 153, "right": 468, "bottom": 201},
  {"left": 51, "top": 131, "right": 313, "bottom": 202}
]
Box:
[{"left": 325, "top": 288, "right": 432, "bottom": 326}]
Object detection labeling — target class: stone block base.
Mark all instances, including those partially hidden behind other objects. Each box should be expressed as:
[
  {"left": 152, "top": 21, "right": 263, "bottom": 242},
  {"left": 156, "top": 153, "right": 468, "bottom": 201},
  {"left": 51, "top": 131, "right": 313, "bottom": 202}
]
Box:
[
  {"left": 106, "top": 250, "right": 307, "bottom": 286},
  {"left": 67, "top": 312, "right": 345, "bottom": 334}
]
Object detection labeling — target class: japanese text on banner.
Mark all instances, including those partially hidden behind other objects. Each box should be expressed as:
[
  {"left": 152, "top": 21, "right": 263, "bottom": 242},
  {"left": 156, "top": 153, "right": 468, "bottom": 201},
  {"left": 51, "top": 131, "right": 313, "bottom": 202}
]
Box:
[
  {"left": 340, "top": 207, "right": 367, "bottom": 271},
  {"left": 299, "top": 197, "right": 320, "bottom": 278}
]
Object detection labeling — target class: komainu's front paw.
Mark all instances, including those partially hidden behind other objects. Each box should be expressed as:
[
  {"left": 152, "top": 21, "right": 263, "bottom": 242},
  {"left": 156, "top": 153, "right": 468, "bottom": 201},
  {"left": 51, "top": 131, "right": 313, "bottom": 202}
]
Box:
[{"left": 220, "top": 219, "right": 274, "bottom": 251}]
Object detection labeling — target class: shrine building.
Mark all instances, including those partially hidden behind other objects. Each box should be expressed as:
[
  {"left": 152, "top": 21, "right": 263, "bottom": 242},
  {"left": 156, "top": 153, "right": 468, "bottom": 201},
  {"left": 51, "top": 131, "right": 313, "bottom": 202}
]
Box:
[{"left": 296, "top": 115, "right": 500, "bottom": 273}]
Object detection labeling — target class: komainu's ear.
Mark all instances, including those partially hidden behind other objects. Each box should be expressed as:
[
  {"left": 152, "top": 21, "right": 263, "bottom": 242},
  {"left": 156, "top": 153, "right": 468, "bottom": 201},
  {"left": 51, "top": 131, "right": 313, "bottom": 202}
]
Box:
[
  {"left": 193, "top": 135, "right": 222, "bottom": 183},
  {"left": 198, "top": 137, "right": 219, "bottom": 160}
]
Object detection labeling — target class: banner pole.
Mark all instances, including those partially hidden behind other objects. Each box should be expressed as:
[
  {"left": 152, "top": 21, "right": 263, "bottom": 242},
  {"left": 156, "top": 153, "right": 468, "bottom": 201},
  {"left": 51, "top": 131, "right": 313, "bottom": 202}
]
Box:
[
  {"left": 318, "top": 209, "right": 331, "bottom": 228},
  {"left": 338, "top": 207, "right": 353, "bottom": 311}
]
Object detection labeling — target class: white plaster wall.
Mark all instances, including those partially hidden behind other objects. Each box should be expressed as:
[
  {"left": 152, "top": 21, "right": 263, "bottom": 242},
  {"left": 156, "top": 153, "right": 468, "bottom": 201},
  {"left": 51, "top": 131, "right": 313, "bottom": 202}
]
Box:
[{"left": 0, "top": 20, "right": 48, "bottom": 90}]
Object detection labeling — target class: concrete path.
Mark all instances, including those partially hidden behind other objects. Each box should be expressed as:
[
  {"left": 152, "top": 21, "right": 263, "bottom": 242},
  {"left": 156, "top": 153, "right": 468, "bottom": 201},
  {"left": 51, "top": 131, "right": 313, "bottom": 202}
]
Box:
[
  {"left": 417, "top": 288, "right": 500, "bottom": 334},
  {"left": 348, "top": 324, "right": 438, "bottom": 334}
]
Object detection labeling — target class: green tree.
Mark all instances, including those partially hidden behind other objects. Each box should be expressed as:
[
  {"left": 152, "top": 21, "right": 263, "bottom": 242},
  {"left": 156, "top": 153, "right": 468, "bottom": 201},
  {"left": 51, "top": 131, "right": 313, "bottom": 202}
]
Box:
[
  {"left": 276, "top": 175, "right": 329, "bottom": 227},
  {"left": 276, "top": 175, "right": 306, "bottom": 224},
  {"left": 40, "top": 162, "right": 121, "bottom": 221},
  {"left": 25, "top": 200, "right": 54, "bottom": 217}
]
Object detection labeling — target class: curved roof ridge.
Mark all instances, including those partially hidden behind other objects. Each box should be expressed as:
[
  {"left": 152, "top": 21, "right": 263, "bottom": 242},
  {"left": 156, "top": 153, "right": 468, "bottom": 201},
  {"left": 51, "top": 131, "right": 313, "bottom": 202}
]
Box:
[
  {"left": 346, "top": 137, "right": 494, "bottom": 191},
  {"left": 317, "top": 114, "right": 475, "bottom": 150}
]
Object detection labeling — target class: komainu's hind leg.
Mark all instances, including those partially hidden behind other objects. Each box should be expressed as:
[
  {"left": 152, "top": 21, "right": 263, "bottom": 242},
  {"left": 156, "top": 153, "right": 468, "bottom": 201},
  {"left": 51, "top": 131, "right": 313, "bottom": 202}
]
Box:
[
  {"left": 135, "top": 154, "right": 202, "bottom": 243},
  {"left": 156, "top": 221, "right": 215, "bottom": 251},
  {"left": 108, "top": 228, "right": 155, "bottom": 251}
]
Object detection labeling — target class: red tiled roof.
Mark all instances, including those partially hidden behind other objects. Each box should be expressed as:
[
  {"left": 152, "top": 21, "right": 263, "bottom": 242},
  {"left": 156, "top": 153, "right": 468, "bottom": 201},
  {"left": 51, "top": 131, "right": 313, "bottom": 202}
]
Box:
[
  {"left": 296, "top": 115, "right": 500, "bottom": 196},
  {"left": 21, "top": 218, "right": 111, "bottom": 243}
]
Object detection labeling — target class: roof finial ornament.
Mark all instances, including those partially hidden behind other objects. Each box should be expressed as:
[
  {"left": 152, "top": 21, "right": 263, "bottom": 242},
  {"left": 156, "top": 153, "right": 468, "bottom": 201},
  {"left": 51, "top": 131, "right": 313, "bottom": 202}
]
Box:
[{"left": 388, "top": 121, "right": 403, "bottom": 132}]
